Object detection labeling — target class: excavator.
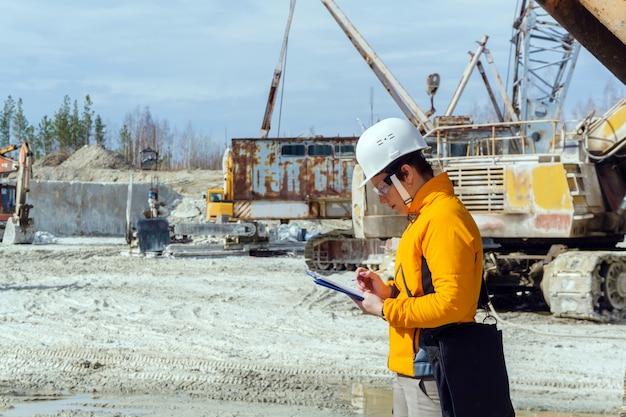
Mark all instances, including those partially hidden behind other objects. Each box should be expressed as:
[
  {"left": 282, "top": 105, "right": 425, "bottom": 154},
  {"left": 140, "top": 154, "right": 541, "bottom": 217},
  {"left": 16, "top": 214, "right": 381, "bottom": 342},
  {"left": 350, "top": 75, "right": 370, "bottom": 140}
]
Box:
[
  {"left": 304, "top": 0, "right": 626, "bottom": 321},
  {"left": 0, "top": 142, "right": 35, "bottom": 244}
]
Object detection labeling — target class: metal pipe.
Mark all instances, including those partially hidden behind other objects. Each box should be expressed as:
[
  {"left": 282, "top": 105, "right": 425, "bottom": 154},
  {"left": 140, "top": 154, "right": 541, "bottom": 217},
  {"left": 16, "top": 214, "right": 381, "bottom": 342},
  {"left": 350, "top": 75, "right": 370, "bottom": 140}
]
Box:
[{"left": 445, "top": 36, "right": 488, "bottom": 116}]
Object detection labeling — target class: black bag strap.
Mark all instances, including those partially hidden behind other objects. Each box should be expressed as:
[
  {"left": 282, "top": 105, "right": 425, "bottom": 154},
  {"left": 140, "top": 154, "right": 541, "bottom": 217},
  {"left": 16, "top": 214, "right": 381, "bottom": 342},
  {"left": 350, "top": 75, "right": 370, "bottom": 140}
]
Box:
[
  {"left": 478, "top": 278, "right": 490, "bottom": 309},
  {"left": 478, "top": 275, "right": 497, "bottom": 324}
]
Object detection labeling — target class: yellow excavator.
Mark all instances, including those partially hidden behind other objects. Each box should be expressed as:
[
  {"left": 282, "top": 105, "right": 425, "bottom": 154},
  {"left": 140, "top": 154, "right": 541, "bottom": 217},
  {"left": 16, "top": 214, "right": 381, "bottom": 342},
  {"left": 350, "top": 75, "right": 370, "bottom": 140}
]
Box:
[
  {"left": 0, "top": 142, "right": 35, "bottom": 244},
  {"left": 0, "top": 143, "right": 20, "bottom": 159}
]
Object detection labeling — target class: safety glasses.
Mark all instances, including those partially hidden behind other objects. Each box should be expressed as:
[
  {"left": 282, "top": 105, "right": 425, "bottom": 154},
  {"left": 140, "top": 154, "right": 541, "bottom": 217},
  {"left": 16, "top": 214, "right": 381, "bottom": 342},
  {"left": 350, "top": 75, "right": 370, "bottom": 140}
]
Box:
[{"left": 373, "top": 174, "right": 395, "bottom": 196}]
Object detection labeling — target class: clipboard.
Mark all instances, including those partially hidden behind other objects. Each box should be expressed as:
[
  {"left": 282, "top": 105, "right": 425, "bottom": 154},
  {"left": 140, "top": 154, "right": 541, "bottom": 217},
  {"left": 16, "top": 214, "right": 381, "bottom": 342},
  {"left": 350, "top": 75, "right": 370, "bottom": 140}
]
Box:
[{"left": 305, "top": 270, "right": 364, "bottom": 300}]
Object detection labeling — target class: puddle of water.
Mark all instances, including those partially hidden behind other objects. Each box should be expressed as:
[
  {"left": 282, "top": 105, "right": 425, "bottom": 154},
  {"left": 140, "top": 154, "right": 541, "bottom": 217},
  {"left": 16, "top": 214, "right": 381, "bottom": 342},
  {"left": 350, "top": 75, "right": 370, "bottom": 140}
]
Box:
[
  {"left": 0, "top": 390, "right": 616, "bottom": 417},
  {"left": 341, "top": 383, "right": 613, "bottom": 417},
  {"left": 1, "top": 394, "right": 150, "bottom": 417},
  {"left": 341, "top": 383, "right": 392, "bottom": 416}
]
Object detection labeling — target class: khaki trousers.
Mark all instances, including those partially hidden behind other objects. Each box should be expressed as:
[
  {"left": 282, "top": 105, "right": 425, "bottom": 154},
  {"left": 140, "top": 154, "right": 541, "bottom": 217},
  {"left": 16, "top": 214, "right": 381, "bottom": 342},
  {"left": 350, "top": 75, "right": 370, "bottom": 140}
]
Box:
[{"left": 393, "top": 374, "right": 442, "bottom": 417}]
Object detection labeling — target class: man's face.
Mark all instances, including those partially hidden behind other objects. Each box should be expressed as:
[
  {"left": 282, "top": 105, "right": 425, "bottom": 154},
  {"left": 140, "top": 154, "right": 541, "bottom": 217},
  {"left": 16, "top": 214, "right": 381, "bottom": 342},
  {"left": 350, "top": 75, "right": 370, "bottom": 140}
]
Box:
[{"left": 371, "top": 172, "right": 409, "bottom": 215}]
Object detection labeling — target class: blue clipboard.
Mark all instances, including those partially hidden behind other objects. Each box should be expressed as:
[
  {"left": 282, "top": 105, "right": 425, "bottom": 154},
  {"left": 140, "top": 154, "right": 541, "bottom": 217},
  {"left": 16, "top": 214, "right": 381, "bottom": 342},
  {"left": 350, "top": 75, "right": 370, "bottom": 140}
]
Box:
[{"left": 305, "top": 270, "right": 364, "bottom": 300}]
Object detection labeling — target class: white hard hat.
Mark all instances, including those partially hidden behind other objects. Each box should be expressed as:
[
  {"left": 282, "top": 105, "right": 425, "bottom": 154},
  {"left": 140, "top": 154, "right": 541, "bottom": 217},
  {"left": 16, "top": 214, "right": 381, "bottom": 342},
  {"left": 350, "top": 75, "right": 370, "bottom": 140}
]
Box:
[{"left": 355, "top": 117, "right": 428, "bottom": 188}]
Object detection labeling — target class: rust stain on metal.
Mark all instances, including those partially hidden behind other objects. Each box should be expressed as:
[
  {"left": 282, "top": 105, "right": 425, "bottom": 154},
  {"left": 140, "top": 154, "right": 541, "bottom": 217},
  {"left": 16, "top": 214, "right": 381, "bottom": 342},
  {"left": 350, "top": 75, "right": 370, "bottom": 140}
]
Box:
[
  {"left": 534, "top": 213, "right": 572, "bottom": 231},
  {"left": 229, "top": 136, "right": 357, "bottom": 219}
]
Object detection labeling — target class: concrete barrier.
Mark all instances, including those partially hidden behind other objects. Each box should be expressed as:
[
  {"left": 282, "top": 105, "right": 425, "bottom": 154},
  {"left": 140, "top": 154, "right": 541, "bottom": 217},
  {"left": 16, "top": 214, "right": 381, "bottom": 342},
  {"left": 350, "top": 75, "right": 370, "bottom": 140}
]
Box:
[{"left": 28, "top": 180, "right": 181, "bottom": 237}]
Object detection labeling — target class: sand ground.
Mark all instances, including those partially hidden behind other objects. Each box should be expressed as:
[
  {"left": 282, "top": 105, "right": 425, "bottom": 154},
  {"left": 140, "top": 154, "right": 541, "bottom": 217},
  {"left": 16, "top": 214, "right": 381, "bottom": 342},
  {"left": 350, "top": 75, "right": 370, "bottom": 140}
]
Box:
[
  {"left": 0, "top": 236, "right": 624, "bottom": 416},
  {"left": 0, "top": 154, "right": 624, "bottom": 416}
]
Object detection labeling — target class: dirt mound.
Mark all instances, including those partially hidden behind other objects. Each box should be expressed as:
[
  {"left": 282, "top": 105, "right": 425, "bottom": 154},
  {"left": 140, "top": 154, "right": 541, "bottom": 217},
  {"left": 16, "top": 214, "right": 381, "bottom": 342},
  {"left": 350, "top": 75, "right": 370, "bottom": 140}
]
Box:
[
  {"left": 34, "top": 150, "right": 71, "bottom": 167},
  {"left": 60, "top": 144, "right": 133, "bottom": 170}
]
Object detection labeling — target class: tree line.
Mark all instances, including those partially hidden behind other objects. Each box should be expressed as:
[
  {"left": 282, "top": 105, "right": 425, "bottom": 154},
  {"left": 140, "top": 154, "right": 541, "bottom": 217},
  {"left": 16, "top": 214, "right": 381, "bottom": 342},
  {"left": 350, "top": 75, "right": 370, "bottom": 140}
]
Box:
[
  {"left": 0, "top": 95, "right": 225, "bottom": 170},
  {"left": 1, "top": 84, "right": 623, "bottom": 171},
  {"left": 1, "top": 95, "right": 105, "bottom": 158},
  {"left": 117, "top": 106, "right": 225, "bottom": 171}
]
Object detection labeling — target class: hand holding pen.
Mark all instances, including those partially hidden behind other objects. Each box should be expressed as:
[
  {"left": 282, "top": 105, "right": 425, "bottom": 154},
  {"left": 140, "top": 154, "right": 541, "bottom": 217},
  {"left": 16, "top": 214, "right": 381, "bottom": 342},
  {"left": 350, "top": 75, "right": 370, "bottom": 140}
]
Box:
[
  {"left": 353, "top": 267, "right": 392, "bottom": 299},
  {"left": 351, "top": 267, "right": 392, "bottom": 316}
]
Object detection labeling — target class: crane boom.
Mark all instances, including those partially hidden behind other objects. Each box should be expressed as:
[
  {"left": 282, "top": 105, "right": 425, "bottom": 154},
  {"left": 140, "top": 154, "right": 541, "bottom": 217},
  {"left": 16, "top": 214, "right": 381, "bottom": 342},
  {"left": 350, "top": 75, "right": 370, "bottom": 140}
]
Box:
[
  {"left": 320, "top": 0, "right": 433, "bottom": 134},
  {"left": 259, "top": 0, "right": 296, "bottom": 139}
]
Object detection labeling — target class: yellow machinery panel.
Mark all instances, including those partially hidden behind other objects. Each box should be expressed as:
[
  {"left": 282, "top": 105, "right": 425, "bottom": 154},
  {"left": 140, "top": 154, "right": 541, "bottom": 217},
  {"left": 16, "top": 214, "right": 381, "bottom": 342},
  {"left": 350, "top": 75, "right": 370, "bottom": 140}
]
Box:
[{"left": 531, "top": 164, "right": 574, "bottom": 211}]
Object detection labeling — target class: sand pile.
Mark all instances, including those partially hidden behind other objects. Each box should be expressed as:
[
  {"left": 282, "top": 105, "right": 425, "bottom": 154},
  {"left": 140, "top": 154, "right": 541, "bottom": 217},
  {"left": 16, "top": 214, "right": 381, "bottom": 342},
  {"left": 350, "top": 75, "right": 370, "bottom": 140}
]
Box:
[
  {"left": 34, "top": 145, "right": 133, "bottom": 170},
  {"left": 59, "top": 144, "right": 133, "bottom": 170}
]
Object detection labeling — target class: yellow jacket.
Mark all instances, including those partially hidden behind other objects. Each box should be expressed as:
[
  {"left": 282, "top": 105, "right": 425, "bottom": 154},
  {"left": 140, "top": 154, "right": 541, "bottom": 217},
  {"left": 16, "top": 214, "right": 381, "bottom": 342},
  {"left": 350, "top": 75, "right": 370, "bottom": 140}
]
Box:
[{"left": 382, "top": 172, "right": 483, "bottom": 376}]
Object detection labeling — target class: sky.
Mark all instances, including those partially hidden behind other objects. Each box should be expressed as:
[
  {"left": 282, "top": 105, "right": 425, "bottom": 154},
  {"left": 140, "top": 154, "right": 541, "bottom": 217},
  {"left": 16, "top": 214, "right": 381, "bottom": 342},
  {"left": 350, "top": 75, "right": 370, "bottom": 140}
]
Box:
[{"left": 0, "top": 0, "right": 623, "bottom": 146}]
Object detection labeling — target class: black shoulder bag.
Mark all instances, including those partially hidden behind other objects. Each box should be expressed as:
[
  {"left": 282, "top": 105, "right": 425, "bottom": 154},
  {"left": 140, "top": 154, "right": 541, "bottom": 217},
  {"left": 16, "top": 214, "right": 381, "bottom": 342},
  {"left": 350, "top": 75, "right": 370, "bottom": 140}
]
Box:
[{"left": 420, "top": 257, "right": 515, "bottom": 417}]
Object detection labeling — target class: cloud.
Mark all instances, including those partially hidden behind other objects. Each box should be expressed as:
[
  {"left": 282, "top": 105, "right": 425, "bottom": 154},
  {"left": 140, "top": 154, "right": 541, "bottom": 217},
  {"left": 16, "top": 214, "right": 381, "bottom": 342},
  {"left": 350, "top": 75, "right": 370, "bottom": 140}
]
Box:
[{"left": 0, "top": 0, "right": 620, "bottom": 141}]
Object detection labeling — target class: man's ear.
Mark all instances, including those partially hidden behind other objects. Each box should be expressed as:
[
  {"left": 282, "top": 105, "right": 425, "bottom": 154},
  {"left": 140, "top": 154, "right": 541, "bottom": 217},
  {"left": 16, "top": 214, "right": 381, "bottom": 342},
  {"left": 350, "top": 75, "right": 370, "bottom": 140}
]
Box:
[{"left": 400, "top": 163, "right": 413, "bottom": 182}]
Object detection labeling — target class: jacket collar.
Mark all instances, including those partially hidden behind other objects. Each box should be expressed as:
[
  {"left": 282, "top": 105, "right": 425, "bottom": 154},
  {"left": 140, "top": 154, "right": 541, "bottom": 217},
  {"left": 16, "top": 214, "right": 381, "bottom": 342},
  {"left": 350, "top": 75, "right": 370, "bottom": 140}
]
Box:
[{"left": 407, "top": 172, "right": 454, "bottom": 219}]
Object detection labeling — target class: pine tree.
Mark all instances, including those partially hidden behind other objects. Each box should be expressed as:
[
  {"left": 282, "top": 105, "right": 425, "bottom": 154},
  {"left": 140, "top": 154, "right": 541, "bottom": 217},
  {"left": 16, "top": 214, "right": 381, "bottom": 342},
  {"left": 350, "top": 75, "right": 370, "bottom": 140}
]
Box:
[
  {"left": 54, "top": 95, "right": 71, "bottom": 151},
  {"left": 69, "top": 99, "right": 81, "bottom": 150},
  {"left": 12, "top": 98, "right": 30, "bottom": 143},
  {"left": 0, "top": 95, "right": 15, "bottom": 147},
  {"left": 81, "top": 95, "right": 94, "bottom": 147},
  {"left": 94, "top": 115, "right": 106, "bottom": 147},
  {"left": 36, "top": 116, "right": 56, "bottom": 156}
]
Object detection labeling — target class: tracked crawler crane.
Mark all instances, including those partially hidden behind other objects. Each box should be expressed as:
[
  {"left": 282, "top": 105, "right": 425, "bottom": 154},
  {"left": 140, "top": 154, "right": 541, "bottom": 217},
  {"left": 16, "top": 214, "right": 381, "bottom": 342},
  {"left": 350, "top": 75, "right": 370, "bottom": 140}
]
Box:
[{"left": 305, "top": 0, "right": 626, "bottom": 321}]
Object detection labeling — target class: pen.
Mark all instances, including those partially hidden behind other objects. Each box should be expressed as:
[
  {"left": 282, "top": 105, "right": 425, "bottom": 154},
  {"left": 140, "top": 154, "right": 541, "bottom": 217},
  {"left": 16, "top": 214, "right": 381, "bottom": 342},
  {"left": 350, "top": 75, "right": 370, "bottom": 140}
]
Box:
[{"left": 352, "top": 269, "right": 386, "bottom": 281}]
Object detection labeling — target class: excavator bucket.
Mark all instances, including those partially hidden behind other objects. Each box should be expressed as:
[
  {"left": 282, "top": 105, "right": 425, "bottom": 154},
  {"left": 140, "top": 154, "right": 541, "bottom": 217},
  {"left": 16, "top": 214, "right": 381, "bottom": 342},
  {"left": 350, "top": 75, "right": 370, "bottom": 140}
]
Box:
[
  {"left": 136, "top": 218, "right": 170, "bottom": 254},
  {"left": 2, "top": 217, "right": 35, "bottom": 245}
]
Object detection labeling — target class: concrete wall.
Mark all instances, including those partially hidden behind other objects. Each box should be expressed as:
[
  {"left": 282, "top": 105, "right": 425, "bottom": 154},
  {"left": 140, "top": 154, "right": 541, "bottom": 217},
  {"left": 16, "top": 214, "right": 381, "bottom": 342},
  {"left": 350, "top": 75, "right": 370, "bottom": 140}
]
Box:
[{"left": 29, "top": 180, "right": 180, "bottom": 237}]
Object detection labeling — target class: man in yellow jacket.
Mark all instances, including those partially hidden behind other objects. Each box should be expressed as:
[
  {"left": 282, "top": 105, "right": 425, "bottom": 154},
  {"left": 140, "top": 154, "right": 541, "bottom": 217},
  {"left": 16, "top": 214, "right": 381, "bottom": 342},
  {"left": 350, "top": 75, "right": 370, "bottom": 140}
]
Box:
[{"left": 353, "top": 117, "right": 484, "bottom": 417}]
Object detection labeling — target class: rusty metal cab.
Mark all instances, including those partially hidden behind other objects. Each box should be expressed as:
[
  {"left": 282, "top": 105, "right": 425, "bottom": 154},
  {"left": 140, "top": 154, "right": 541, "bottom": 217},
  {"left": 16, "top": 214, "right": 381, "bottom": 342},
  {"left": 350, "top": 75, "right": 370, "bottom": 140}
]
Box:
[
  {"left": 0, "top": 183, "right": 16, "bottom": 225},
  {"left": 228, "top": 136, "right": 358, "bottom": 220},
  {"left": 0, "top": 183, "right": 15, "bottom": 209}
]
